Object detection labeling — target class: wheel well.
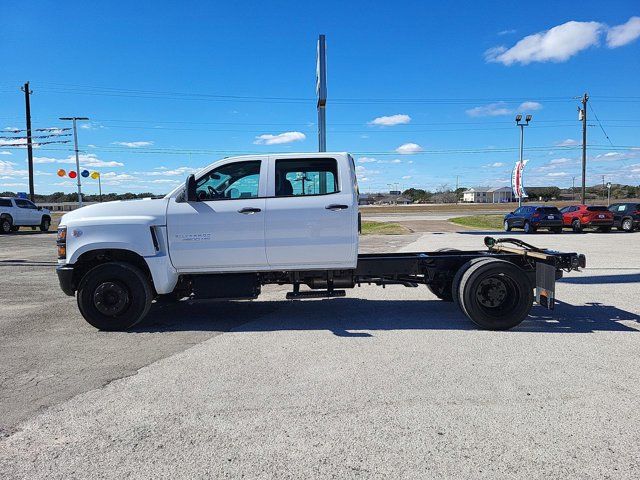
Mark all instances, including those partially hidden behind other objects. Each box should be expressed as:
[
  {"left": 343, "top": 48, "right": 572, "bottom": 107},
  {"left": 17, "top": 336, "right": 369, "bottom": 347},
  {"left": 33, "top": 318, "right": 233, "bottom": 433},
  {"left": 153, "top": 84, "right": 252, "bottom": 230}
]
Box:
[
  {"left": 42, "top": 214, "right": 51, "bottom": 221},
  {"left": 1, "top": 213, "right": 13, "bottom": 223},
  {"left": 72, "top": 249, "right": 156, "bottom": 295}
]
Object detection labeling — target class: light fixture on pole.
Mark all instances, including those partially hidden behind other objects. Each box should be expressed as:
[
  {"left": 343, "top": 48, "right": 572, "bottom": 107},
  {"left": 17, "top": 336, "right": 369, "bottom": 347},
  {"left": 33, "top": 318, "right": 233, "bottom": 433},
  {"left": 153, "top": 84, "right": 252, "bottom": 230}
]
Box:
[
  {"left": 606, "top": 182, "right": 612, "bottom": 206},
  {"left": 514, "top": 114, "right": 532, "bottom": 207},
  {"left": 59, "top": 116, "right": 89, "bottom": 207}
]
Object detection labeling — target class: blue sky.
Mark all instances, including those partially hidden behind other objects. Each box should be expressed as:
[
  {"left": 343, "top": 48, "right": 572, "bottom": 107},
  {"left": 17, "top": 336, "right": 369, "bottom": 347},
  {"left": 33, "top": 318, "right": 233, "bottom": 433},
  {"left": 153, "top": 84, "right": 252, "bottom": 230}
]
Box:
[{"left": 1, "top": 0, "right": 639, "bottom": 194}]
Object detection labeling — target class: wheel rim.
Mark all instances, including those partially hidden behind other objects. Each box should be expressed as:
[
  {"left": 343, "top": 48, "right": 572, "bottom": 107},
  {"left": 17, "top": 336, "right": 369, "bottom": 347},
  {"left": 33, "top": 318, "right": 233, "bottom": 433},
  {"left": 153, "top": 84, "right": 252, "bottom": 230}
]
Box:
[
  {"left": 504, "top": 221, "right": 509, "bottom": 230},
  {"left": 93, "top": 281, "right": 130, "bottom": 316},
  {"left": 2, "top": 221, "right": 9, "bottom": 233},
  {"left": 524, "top": 223, "right": 530, "bottom": 232},
  {"left": 572, "top": 220, "right": 580, "bottom": 230},
  {"left": 623, "top": 219, "right": 632, "bottom": 231},
  {"left": 475, "top": 274, "right": 518, "bottom": 315},
  {"left": 43, "top": 220, "right": 50, "bottom": 230}
]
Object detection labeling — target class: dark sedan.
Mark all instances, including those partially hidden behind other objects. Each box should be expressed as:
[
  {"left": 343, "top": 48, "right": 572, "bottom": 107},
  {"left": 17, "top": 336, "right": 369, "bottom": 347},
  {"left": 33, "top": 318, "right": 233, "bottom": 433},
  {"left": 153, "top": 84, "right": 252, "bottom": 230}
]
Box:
[{"left": 504, "top": 205, "right": 563, "bottom": 234}]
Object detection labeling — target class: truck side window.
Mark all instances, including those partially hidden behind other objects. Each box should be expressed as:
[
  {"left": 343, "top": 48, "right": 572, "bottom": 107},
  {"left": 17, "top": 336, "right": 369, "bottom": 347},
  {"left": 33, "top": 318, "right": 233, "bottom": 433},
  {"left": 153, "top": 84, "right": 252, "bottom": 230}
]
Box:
[
  {"left": 195, "top": 161, "right": 261, "bottom": 201},
  {"left": 274, "top": 158, "right": 338, "bottom": 197}
]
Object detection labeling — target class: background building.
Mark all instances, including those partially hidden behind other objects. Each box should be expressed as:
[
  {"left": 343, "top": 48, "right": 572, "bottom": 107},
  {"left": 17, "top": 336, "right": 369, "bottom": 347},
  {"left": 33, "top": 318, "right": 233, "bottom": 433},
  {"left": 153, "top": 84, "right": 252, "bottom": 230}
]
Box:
[{"left": 463, "top": 186, "right": 513, "bottom": 203}]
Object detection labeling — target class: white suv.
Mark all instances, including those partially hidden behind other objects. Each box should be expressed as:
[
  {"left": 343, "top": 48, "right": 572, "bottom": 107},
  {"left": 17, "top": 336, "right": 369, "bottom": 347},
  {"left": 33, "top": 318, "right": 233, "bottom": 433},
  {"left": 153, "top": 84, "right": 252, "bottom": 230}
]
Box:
[{"left": 0, "top": 197, "right": 52, "bottom": 233}]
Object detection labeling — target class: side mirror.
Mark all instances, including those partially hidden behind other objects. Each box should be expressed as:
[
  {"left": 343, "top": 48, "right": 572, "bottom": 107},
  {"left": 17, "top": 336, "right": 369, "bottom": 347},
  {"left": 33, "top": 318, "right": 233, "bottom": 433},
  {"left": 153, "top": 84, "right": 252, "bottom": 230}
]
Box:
[{"left": 185, "top": 174, "right": 198, "bottom": 202}]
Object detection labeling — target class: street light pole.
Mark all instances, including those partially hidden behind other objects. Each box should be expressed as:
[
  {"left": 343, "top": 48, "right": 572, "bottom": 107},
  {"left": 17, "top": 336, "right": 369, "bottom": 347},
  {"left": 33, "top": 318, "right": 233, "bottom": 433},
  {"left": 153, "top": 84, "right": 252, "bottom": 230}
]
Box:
[
  {"left": 515, "top": 114, "right": 532, "bottom": 208},
  {"left": 59, "top": 117, "right": 89, "bottom": 207}
]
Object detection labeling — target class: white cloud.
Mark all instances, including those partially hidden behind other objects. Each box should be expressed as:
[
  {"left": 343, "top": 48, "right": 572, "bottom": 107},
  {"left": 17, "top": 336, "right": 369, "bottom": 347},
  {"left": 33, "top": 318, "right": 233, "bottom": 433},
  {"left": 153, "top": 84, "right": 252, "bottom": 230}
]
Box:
[
  {"left": 547, "top": 172, "right": 569, "bottom": 177},
  {"left": 0, "top": 138, "right": 28, "bottom": 147},
  {"left": 0, "top": 160, "right": 27, "bottom": 177},
  {"left": 466, "top": 102, "right": 512, "bottom": 117},
  {"left": 549, "top": 157, "right": 574, "bottom": 165},
  {"left": 485, "top": 20, "right": 603, "bottom": 65},
  {"left": 368, "top": 114, "right": 411, "bottom": 127},
  {"left": 401, "top": 175, "right": 412, "bottom": 180},
  {"left": 391, "top": 159, "right": 402, "bottom": 164},
  {"left": 135, "top": 166, "right": 199, "bottom": 177},
  {"left": 485, "top": 162, "right": 505, "bottom": 168},
  {"left": 253, "top": 131, "right": 305, "bottom": 145},
  {"left": 37, "top": 153, "right": 124, "bottom": 168},
  {"left": 555, "top": 138, "right": 578, "bottom": 146},
  {"left": 112, "top": 141, "right": 154, "bottom": 148},
  {"left": 593, "top": 151, "right": 640, "bottom": 162},
  {"left": 498, "top": 29, "right": 516, "bottom": 36},
  {"left": 606, "top": 16, "right": 640, "bottom": 48},
  {"left": 518, "top": 101, "right": 542, "bottom": 111},
  {"left": 357, "top": 156, "right": 378, "bottom": 164},
  {"left": 395, "top": 143, "right": 423, "bottom": 154},
  {"left": 0, "top": 151, "right": 12, "bottom": 155}
]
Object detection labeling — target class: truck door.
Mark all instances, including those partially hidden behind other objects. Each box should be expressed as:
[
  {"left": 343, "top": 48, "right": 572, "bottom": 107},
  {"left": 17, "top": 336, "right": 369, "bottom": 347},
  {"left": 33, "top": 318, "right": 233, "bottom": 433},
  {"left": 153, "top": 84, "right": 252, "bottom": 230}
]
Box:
[
  {"left": 166, "top": 159, "right": 268, "bottom": 272},
  {"left": 264, "top": 155, "right": 358, "bottom": 269}
]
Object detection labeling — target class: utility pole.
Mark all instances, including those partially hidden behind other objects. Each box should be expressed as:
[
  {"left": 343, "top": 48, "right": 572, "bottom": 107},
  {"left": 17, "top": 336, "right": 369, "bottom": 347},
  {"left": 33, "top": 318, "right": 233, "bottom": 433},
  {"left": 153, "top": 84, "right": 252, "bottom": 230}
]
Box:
[
  {"left": 316, "top": 34, "right": 327, "bottom": 194},
  {"left": 601, "top": 175, "right": 606, "bottom": 202},
  {"left": 515, "top": 114, "right": 532, "bottom": 207},
  {"left": 579, "top": 93, "right": 588, "bottom": 204},
  {"left": 21, "top": 82, "right": 35, "bottom": 201},
  {"left": 572, "top": 176, "right": 576, "bottom": 201},
  {"left": 455, "top": 175, "right": 459, "bottom": 204},
  {"left": 59, "top": 117, "right": 89, "bottom": 207}
]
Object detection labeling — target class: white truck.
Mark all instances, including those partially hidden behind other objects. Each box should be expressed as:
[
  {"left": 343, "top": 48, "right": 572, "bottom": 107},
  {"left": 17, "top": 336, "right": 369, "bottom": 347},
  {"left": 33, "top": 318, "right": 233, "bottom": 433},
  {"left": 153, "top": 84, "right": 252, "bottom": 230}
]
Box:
[
  {"left": 56, "top": 152, "right": 585, "bottom": 331},
  {"left": 0, "top": 197, "right": 52, "bottom": 233}
]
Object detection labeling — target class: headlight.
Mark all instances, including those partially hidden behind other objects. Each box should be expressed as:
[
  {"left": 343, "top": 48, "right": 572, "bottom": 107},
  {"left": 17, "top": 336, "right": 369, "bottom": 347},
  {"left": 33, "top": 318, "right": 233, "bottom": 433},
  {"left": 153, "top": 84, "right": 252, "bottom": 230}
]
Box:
[{"left": 57, "top": 227, "right": 67, "bottom": 259}]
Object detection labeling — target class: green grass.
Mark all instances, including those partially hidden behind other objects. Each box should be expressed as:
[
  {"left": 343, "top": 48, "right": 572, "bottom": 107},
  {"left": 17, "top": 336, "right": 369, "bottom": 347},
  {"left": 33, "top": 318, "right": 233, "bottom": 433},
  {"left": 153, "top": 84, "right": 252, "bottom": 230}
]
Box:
[
  {"left": 449, "top": 214, "right": 504, "bottom": 231},
  {"left": 360, "top": 220, "right": 410, "bottom": 235}
]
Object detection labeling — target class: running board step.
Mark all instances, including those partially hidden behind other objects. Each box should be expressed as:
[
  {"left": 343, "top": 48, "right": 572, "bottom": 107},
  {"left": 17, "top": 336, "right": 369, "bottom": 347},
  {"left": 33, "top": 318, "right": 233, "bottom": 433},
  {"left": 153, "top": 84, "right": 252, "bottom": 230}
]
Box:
[{"left": 286, "top": 289, "right": 346, "bottom": 299}]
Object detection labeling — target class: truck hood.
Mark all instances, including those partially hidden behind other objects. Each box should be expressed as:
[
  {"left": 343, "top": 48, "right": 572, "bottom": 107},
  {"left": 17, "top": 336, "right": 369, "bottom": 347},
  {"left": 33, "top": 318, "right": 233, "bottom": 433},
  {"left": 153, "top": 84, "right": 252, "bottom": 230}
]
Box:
[{"left": 60, "top": 198, "right": 169, "bottom": 227}]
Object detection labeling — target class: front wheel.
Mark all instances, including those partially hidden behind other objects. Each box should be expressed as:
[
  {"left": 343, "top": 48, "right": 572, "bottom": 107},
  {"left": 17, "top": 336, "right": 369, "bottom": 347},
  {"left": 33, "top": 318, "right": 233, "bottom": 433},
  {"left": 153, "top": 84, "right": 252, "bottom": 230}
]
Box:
[
  {"left": 0, "top": 217, "right": 12, "bottom": 234},
  {"left": 621, "top": 218, "right": 634, "bottom": 232},
  {"left": 503, "top": 220, "right": 511, "bottom": 232},
  {"left": 77, "top": 262, "right": 153, "bottom": 331},
  {"left": 456, "top": 258, "right": 533, "bottom": 330}
]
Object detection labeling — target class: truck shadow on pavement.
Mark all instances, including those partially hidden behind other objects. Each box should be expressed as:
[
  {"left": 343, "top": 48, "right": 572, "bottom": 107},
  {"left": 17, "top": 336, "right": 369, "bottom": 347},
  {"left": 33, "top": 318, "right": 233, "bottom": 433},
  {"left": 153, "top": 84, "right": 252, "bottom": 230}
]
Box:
[
  {"left": 559, "top": 272, "right": 640, "bottom": 284},
  {"left": 135, "top": 297, "right": 640, "bottom": 335}
]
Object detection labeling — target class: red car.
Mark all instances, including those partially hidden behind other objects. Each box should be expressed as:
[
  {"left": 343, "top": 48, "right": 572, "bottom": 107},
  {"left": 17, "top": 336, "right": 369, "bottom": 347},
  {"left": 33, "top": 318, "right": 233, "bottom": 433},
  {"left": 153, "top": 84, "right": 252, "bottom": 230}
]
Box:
[{"left": 560, "top": 205, "right": 614, "bottom": 232}]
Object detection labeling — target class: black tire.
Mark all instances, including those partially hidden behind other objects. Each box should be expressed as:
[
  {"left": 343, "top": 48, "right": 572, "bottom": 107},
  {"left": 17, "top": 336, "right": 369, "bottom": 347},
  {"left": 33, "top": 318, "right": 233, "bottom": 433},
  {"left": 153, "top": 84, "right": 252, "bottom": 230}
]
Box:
[
  {"left": 621, "top": 218, "right": 634, "bottom": 232},
  {"left": 571, "top": 219, "right": 582, "bottom": 233},
  {"left": 551, "top": 227, "right": 562, "bottom": 234},
  {"left": 0, "top": 217, "right": 12, "bottom": 234},
  {"left": 503, "top": 220, "right": 511, "bottom": 232},
  {"left": 452, "top": 257, "right": 496, "bottom": 309},
  {"left": 10, "top": 225, "right": 19, "bottom": 232},
  {"left": 426, "top": 248, "right": 460, "bottom": 301},
  {"left": 77, "top": 262, "right": 153, "bottom": 331},
  {"left": 457, "top": 259, "right": 533, "bottom": 330},
  {"left": 597, "top": 226, "right": 611, "bottom": 233},
  {"left": 523, "top": 221, "right": 536, "bottom": 234},
  {"left": 40, "top": 216, "right": 51, "bottom": 232}
]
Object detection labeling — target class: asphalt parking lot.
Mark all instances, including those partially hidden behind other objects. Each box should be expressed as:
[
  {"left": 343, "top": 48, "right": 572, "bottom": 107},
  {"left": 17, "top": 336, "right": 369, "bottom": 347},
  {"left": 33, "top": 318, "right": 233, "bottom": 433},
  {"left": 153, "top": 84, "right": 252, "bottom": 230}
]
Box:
[{"left": 1, "top": 227, "right": 640, "bottom": 478}]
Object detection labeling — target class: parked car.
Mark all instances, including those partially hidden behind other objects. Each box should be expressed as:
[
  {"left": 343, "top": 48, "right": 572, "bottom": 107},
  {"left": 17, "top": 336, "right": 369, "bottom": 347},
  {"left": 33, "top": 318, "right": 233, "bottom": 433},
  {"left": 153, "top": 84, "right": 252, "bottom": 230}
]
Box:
[
  {"left": 0, "top": 197, "right": 52, "bottom": 234},
  {"left": 608, "top": 202, "right": 640, "bottom": 232},
  {"left": 559, "top": 205, "right": 614, "bottom": 233},
  {"left": 504, "top": 205, "right": 563, "bottom": 233}
]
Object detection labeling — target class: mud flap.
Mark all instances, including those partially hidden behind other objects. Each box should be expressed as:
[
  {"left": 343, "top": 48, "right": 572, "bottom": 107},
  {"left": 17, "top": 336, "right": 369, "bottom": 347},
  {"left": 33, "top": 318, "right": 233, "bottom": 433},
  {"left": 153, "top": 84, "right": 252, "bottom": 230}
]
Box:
[{"left": 535, "top": 262, "right": 556, "bottom": 309}]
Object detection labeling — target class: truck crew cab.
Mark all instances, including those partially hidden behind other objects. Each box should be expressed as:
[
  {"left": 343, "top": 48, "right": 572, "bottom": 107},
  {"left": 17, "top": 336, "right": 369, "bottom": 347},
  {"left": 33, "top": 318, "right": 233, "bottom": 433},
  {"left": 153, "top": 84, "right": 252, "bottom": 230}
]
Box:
[{"left": 56, "top": 153, "right": 585, "bottom": 331}]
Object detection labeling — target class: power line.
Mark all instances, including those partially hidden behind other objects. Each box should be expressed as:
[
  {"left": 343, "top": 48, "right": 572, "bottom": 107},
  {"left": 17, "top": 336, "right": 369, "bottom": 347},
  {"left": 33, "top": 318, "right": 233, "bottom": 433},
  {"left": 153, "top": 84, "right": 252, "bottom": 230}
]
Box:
[{"left": 588, "top": 102, "right": 614, "bottom": 147}]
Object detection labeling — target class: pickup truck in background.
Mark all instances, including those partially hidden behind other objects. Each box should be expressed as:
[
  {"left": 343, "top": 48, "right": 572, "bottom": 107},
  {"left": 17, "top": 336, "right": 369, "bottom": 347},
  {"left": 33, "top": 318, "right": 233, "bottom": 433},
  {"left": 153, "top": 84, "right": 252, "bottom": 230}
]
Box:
[
  {"left": 55, "top": 152, "right": 586, "bottom": 331},
  {"left": 0, "top": 197, "right": 52, "bottom": 233}
]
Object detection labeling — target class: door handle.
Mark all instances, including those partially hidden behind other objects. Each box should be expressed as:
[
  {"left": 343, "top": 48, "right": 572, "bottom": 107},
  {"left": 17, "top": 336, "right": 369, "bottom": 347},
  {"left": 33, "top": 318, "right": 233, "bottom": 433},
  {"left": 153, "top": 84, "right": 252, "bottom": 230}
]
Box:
[
  {"left": 238, "top": 207, "right": 261, "bottom": 214},
  {"left": 325, "top": 204, "right": 348, "bottom": 211}
]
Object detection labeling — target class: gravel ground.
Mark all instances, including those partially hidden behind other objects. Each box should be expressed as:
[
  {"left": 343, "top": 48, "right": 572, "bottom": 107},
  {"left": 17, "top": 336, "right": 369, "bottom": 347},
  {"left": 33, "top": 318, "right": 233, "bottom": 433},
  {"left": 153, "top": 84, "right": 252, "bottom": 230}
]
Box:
[{"left": 1, "top": 228, "right": 639, "bottom": 479}]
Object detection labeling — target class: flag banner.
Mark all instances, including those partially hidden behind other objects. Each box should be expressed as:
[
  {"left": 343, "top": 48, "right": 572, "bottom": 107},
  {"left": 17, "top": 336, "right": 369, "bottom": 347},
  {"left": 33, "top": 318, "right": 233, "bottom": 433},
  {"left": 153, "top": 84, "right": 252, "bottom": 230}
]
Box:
[{"left": 511, "top": 160, "right": 529, "bottom": 198}]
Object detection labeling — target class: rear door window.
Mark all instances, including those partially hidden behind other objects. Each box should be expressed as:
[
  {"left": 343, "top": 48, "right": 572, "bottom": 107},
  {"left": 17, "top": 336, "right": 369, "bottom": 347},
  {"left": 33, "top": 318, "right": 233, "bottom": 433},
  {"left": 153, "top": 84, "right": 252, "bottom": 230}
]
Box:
[{"left": 274, "top": 158, "right": 338, "bottom": 197}]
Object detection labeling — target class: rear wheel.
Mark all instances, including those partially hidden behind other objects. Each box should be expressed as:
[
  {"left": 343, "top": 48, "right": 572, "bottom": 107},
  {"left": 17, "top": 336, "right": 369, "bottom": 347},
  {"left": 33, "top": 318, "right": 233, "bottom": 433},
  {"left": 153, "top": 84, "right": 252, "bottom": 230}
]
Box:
[
  {"left": 77, "top": 262, "right": 153, "bottom": 331},
  {"left": 571, "top": 219, "right": 582, "bottom": 233},
  {"left": 523, "top": 221, "right": 536, "bottom": 234},
  {"left": 427, "top": 248, "right": 460, "bottom": 301},
  {"left": 0, "top": 217, "right": 12, "bottom": 234},
  {"left": 456, "top": 259, "right": 533, "bottom": 330},
  {"left": 621, "top": 218, "right": 634, "bottom": 232},
  {"left": 40, "top": 216, "right": 51, "bottom": 232}
]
